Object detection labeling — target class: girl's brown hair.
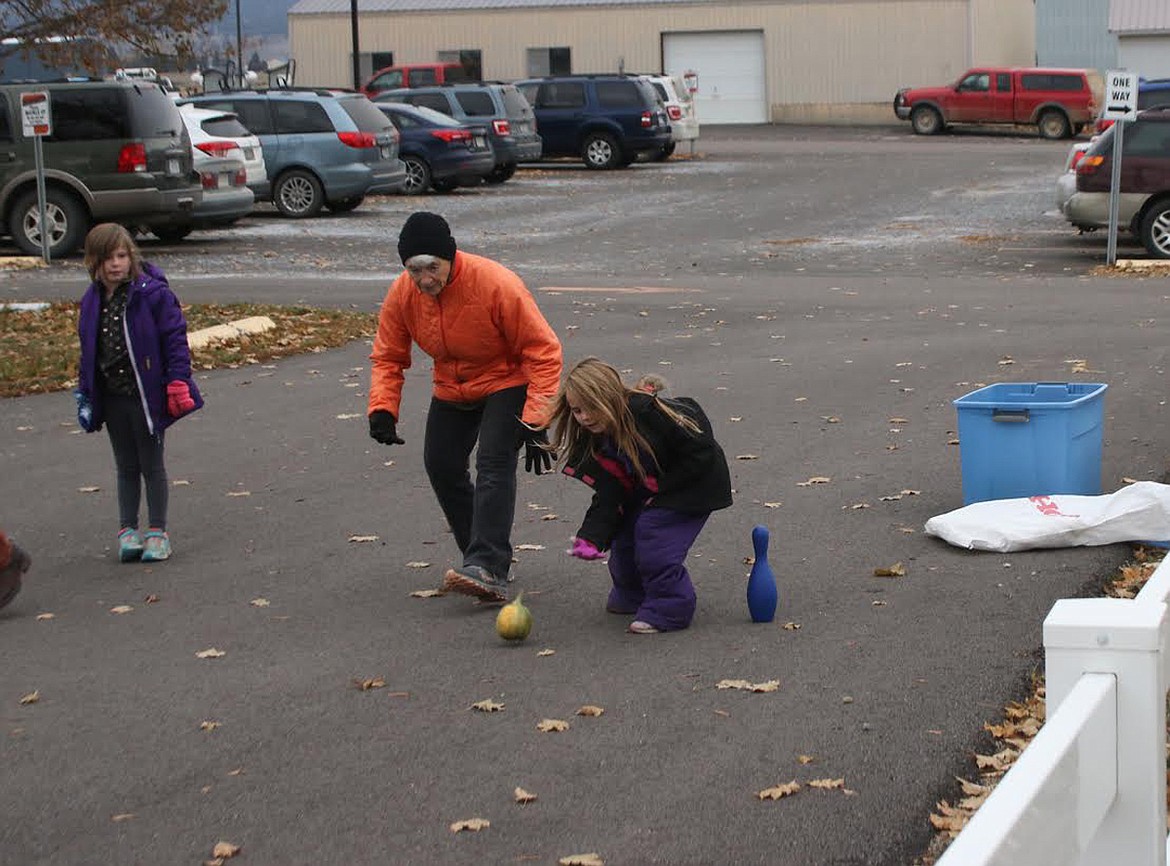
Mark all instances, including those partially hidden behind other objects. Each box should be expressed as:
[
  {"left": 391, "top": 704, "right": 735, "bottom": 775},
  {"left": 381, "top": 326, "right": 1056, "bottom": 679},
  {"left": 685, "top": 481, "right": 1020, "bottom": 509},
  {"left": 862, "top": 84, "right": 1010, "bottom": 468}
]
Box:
[
  {"left": 545, "top": 357, "right": 699, "bottom": 480},
  {"left": 83, "top": 223, "right": 142, "bottom": 283}
]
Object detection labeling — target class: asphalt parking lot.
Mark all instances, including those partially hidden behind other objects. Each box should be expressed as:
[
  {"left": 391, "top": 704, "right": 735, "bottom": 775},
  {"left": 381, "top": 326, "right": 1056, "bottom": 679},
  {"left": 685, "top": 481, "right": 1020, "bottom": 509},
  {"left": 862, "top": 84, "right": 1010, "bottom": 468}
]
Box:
[{"left": 2, "top": 125, "right": 1167, "bottom": 865}]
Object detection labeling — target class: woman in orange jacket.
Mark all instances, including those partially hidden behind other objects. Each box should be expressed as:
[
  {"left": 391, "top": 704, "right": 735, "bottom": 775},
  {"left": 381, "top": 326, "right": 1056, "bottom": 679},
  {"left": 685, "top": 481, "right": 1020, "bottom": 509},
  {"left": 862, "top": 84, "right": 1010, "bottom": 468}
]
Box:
[{"left": 368, "top": 212, "right": 563, "bottom": 602}]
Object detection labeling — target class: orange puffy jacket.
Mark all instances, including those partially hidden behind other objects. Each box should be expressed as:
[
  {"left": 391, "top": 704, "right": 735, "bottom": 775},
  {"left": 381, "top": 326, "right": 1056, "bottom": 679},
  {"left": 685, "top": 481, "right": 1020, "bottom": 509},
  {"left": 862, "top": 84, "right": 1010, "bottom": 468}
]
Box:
[{"left": 368, "top": 252, "right": 562, "bottom": 425}]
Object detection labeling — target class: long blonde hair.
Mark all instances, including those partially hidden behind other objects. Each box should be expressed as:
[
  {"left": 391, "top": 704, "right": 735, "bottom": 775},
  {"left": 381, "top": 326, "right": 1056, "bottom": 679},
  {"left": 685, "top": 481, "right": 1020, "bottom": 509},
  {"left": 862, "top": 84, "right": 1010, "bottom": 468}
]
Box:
[
  {"left": 545, "top": 357, "right": 700, "bottom": 480},
  {"left": 83, "top": 223, "right": 142, "bottom": 282}
]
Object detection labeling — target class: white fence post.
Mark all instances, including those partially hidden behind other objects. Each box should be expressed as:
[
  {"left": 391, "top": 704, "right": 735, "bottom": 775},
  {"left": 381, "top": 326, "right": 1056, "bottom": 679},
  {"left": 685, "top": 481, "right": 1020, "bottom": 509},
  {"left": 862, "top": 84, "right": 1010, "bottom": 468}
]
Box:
[{"left": 1044, "top": 597, "right": 1169, "bottom": 866}]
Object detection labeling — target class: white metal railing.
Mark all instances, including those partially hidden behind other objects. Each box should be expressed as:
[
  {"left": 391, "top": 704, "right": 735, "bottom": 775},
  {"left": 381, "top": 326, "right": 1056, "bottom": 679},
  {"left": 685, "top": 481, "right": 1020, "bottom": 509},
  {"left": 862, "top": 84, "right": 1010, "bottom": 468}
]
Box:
[{"left": 937, "top": 556, "right": 1170, "bottom": 866}]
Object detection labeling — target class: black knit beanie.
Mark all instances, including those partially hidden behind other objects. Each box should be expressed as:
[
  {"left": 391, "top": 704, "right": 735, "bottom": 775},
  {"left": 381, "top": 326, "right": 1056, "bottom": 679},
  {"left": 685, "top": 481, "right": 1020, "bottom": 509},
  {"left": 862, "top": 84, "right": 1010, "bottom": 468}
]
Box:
[{"left": 398, "top": 212, "right": 457, "bottom": 264}]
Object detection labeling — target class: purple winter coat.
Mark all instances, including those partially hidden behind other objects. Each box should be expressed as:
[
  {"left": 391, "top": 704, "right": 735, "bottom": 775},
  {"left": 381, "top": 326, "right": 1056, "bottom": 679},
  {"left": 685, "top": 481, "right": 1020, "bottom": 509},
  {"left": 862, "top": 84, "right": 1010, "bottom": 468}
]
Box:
[{"left": 77, "top": 261, "right": 203, "bottom": 436}]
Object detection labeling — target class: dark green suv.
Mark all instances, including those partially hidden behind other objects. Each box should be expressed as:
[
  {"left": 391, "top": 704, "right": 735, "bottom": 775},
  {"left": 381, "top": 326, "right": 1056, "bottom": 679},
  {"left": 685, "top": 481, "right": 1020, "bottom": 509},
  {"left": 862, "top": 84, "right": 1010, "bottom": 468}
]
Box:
[{"left": 0, "top": 80, "right": 201, "bottom": 257}]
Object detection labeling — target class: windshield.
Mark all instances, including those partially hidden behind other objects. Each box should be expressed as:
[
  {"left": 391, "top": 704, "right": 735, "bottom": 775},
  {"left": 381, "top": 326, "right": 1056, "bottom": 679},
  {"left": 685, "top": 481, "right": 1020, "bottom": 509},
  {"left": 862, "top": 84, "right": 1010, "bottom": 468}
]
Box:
[{"left": 340, "top": 95, "right": 395, "bottom": 132}]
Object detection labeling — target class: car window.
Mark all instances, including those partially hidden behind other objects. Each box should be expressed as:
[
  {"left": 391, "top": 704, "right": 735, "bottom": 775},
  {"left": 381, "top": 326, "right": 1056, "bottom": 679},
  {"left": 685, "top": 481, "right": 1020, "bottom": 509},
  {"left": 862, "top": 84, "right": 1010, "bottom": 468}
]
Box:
[
  {"left": 454, "top": 91, "right": 495, "bottom": 116},
  {"left": 412, "top": 92, "right": 452, "bottom": 114},
  {"left": 0, "top": 100, "right": 11, "bottom": 143},
  {"left": 47, "top": 89, "right": 130, "bottom": 141},
  {"left": 272, "top": 100, "right": 334, "bottom": 134},
  {"left": 209, "top": 100, "right": 272, "bottom": 135},
  {"left": 649, "top": 82, "right": 669, "bottom": 103},
  {"left": 199, "top": 114, "right": 252, "bottom": 138},
  {"left": 407, "top": 104, "right": 463, "bottom": 127},
  {"left": 996, "top": 73, "right": 1011, "bottom": 92},
  {"left": 596, "top": 81, "right": 643, "bottom": 107},
  {"left": 1124, "top": 121, "right": 1170, "bottom": 157},
  {"left": 371, "top": 70, "right": 403, "bottom": 90},
  {"left": 501, "top": 87, "right": 533, "bottom": 117},
  {"left": 957, "top": 73, "right": 990, "bottom": 93},
  {"left": 539, "top": 82, "right": 586, "bottom": 109},
  {"left": 1138, "top": 88, "right": 1170, "bottom": 110},
  {"left": 517, "top": 83, "right": 538, "bottom": 105},
  {"left": 339, "top": 96, "right": 395, "bottom": 132},
  {"left": 412, "top": 69, "right": 438, "bottom": 86},
  {"left": 1021, "top": 74, "right": 1083, "bottom": 92}
]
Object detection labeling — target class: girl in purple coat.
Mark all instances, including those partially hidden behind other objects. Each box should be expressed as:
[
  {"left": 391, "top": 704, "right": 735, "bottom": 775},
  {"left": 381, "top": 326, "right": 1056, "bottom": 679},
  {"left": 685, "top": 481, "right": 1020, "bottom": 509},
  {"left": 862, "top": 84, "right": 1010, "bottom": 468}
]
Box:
[
  {"left": 76, "top": 224, "right": 203, "bottom": 562},
  {"left": 545, "top": 358, "right": 732, "bottom": 634}
]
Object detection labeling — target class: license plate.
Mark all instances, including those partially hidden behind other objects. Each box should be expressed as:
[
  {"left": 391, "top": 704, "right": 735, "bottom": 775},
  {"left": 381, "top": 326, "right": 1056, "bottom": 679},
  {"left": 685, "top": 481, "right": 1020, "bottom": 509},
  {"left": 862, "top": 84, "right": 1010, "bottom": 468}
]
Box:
[
  {"left": 380, "top": 146, "right": 391, "bottom": 159},
  {"left": 474, "top": 135, "right": 485, "bottom": 149},
  {"left": 166, "top": 158, "right": 180, "bottom": 175}
]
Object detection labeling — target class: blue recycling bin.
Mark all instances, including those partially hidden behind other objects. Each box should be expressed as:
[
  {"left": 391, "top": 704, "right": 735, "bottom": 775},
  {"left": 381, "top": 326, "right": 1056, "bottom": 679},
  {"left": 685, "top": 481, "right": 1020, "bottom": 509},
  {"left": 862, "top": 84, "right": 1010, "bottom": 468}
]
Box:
[{"left": 953, "top": 382, "right": 1108, "bottom": 505}]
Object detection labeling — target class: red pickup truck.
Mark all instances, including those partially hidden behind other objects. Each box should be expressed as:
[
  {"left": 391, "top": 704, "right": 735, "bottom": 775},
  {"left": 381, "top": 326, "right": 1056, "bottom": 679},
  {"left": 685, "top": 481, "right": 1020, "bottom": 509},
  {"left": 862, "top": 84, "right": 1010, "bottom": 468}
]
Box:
[{"left": 894, "top": 67, "right": 1103, "bottom": 139}]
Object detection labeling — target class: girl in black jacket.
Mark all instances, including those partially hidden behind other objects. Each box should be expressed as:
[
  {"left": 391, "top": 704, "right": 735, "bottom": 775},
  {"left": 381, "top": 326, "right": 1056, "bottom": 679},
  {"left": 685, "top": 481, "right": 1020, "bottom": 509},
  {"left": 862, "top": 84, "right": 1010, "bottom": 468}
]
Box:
[{"left": 545, "top": 358, "right": 732, "bottom": 633}]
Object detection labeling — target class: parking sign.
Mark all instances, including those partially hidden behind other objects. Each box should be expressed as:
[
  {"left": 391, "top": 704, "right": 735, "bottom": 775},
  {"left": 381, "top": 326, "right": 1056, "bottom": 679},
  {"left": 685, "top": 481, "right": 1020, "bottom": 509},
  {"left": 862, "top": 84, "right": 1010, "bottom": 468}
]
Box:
[
  {"left": 20, "top": 91, "right": 51, "bottom": 136},
  {"left": 1103, "top": 69, "right": 1138, "bottom": 121}
]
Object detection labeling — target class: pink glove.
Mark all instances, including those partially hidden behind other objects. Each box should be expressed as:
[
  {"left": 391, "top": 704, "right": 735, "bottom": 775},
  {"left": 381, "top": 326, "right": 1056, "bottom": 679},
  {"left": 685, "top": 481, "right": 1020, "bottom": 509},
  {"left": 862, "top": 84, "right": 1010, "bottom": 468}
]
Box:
[
  {"left": 570, "top": 537, "right": 605, "bottom": 560},
  {"left": 166, "top": 380, "right": 196, "bottom": 417}
]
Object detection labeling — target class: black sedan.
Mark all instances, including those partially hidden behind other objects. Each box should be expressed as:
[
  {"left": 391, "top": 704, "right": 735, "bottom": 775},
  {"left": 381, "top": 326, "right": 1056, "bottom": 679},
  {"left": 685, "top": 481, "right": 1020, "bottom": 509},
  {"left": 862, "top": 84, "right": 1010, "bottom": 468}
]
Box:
[{"left": 375, "top": 103, "right": 496, "bottom": 195}]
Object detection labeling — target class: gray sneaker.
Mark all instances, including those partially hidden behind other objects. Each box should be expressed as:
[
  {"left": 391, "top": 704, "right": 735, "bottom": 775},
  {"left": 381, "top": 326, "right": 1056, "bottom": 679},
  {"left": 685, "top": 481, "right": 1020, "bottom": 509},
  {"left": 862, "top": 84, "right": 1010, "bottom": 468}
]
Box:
[{"left": 443, "top": 565, "right": 508, "bottom": 602}]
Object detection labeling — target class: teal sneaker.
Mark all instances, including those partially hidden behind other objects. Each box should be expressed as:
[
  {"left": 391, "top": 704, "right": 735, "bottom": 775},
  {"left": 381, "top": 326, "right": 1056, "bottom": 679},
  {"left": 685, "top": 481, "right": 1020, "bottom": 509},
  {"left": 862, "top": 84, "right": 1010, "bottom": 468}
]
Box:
[
  {"left": 118, "top": 528, "right": 144, "bottom": 562},
  {"left": 140, "top": 529, "right": 171, "bottom": 562}
]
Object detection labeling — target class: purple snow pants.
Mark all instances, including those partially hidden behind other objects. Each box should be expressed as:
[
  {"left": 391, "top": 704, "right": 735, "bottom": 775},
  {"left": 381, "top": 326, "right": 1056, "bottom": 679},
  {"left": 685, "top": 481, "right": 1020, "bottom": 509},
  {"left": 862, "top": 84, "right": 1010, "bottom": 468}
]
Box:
[{"left": 606, "top": 506, "right": 710, "bottom": 632}]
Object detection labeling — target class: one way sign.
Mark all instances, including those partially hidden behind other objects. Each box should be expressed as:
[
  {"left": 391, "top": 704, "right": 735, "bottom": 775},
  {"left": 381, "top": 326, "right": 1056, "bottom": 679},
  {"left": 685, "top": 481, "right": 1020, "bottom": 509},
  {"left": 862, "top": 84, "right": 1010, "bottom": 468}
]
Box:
[{"left": 1103, "top": 69, "right": 1138, "bottom": 121}]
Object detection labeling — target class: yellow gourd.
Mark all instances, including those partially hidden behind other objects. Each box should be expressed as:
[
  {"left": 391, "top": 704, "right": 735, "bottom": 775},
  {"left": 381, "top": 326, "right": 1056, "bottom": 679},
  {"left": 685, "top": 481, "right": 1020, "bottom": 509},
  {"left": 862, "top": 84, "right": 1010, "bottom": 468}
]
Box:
[{"left": 496, "top": 592, "right": 533, "bottom": 641}]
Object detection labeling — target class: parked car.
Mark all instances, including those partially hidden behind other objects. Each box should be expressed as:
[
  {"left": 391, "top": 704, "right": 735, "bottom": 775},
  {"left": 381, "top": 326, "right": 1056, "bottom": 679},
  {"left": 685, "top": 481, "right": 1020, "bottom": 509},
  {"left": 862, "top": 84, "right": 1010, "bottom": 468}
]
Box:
[
  {"left": 376, "top": 82, "right": 541, "bottom": 183},
  {"left": 0, "top": 79, "right": 200, "bottom": 257},
  {"left": 1055, "top": 139, "right": 1093, "bottom": 215},
  {"left": 181, "top": 88, "right": 405, "bottom": 217},
  {"left": 1094, "top": 78, "right": 1170, "bottom": 134},
  {"left": 638, "top": 73, "right": 699, "bottom": 158},
  {"left": 515, "top": 74, "right": 671, "bottom": 169},
  {"left": 362, "top": 63, "right": 474, "bottom": 98},
  {"left": 177, "top": 106, "right": 255, "bottom": 236},
  {"left": 375, "top": 102, "right": 495, "bottom": 194},
  {"left": 893, "top": 67, "right": 1103, "bottom": 139},
  {"left": 1066, "top": 107, "right": 1170, "bottom": 257}
]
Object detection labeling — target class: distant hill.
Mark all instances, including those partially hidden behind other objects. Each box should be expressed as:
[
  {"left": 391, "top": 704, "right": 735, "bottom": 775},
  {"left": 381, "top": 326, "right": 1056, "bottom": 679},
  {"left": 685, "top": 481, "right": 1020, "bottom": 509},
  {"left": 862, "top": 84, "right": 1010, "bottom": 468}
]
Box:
[{"left": 212, "top": 0, "right": 297, "bottom": 37}]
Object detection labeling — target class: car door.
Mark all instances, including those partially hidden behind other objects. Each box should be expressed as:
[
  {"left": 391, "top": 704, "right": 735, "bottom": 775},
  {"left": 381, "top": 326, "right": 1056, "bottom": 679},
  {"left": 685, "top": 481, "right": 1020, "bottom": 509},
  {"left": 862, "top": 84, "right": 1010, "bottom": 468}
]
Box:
[
  {"left": 989, "top": 72, "right": 1014, "bottom": 123},
  {"left": 948, "top": 71, "right": 993, "bottom": 122},
  {"left": 0, "top": 95, "right": 21, "bottom": 195},
  {"left": 529, "top": 81, "right": 585, "bottom": 157}
]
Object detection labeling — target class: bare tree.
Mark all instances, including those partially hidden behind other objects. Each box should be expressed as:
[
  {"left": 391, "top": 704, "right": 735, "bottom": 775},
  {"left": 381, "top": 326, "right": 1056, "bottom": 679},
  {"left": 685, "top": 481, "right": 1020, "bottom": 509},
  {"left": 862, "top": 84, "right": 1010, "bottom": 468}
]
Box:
[{"left": 2, "top": 0, "right": 228, "bottom": 74}]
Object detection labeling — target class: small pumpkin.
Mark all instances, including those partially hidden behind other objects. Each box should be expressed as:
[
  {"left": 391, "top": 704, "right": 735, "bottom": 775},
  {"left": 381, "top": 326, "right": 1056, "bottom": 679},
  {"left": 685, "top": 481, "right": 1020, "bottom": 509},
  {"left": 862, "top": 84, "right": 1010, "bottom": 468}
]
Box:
[{"left": 496, "top": 592, "right": 533, "bottom": 641}]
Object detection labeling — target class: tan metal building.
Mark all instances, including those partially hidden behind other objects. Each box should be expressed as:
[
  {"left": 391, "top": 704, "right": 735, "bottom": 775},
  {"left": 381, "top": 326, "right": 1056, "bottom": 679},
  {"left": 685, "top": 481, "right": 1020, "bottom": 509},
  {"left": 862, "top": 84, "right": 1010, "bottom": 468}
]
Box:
[{"left": 287, "top": 0, "right": 1036, "bottom": 124}]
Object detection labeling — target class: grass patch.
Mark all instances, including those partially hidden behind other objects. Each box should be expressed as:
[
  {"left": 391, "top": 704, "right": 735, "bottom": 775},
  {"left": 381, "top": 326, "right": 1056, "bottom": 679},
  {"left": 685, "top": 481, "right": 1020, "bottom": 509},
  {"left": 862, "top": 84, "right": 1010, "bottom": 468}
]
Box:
[{"left": 0, "top": 302, "right": 376, "bottom": 398}]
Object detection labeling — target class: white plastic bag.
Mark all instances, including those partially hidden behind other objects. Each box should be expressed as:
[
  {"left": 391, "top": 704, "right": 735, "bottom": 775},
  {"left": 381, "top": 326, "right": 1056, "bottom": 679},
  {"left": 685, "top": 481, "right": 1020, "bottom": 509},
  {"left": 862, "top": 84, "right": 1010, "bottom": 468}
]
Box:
[{"left": 924, "top": 481, "right": 1170, "bottom": 552}]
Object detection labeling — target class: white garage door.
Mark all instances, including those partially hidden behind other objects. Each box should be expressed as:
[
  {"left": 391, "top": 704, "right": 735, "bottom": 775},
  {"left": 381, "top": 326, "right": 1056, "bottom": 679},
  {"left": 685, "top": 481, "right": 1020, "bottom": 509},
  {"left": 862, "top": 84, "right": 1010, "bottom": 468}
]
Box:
[
  {"left": 1118, "top": 36, "right": 1170, "bottom": 80},
  {"left": 663, "top": 30, "right": 766, "bottom": 125}
]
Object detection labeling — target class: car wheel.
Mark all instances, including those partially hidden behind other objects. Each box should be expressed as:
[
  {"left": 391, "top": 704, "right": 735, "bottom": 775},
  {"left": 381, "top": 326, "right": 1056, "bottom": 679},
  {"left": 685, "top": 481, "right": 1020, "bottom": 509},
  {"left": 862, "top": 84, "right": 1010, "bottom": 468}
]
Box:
[
  {"left": 10, "top": 187, "right": 89, "bottom": 258},
  {"left": 152, "top": 226, "right": 193, "bottom": 243},
  {"left": 1140, "top": 198, "right": 1170, "bottom": 259},
  {"left": 910, "top": 106, "right": 943, "bottom": 136},
  {"left": 326, "top": 196, "right": 364, "bottom": 213},
  {"left": 653, "top": 142, "right": 676, "bottom": 161},
  {"left": 400, "top": 156, "right": 431, "bottom": 195},
  {"left": 484, "top": 163, "right": 516, "bottom": 184},
  {"left": 582, "top": 132, "right": 623, "bottom": 169},
  {"left": 273, "top": 169, "right": 325, "bottom": 218},
  {"left": 1038, "top": 110, "right": 1071, "bottom": 140}
]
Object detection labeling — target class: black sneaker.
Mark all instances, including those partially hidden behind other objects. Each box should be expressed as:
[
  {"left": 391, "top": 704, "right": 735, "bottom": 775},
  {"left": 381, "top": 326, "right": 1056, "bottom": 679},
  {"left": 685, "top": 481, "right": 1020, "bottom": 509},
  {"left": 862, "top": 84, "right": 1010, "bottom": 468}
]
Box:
[
  {"left": 443, "top": 565, "right": 508, "bottom": 602},
  {"left": 0, "top": 544, "right": 31, "bottom": 611}
]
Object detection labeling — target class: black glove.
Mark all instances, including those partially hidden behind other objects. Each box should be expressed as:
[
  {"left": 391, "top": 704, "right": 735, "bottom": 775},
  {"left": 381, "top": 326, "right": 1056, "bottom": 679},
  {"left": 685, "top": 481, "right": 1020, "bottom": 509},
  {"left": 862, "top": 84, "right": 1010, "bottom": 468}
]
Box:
[
  {"left": 520, "top": 426, "right": 554, "bottom": 475},
  {"left": 369, "top": 410, "right": 405, "bottom": 445}
]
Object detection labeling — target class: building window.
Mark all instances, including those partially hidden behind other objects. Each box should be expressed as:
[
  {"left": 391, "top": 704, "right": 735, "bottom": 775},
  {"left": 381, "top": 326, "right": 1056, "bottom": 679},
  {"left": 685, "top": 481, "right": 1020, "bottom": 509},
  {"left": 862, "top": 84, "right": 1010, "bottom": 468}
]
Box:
[
  {"left": 526, "top": 47, "right": 571, "bottom": 77},
  {"left": 437, "top": 49, "right": 482, "bottom": 81}
]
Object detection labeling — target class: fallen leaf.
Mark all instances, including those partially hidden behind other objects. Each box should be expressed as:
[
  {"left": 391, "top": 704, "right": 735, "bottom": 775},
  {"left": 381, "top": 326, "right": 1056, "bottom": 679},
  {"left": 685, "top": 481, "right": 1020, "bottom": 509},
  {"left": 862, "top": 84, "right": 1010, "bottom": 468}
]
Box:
[
  {"left": 143, "top": 594, "right": 160, "bottom": 604},
  {"left": 575, "top": 705, "right": 605, "bottom": 717},
  {"left": 844, "top": 502, "right": 869, "bottom": 510},
  {"left": 809, "top": 778, "right": 845, "bottom": 789},
  {"left": 249, "top": 597, "right": 270, "bottom": 607},
  {"left": 758, "top": 781, "right": 801, "bottom": 800},
  {"left": 998, "top": 357, "right": 1015, "bottom": 366},
  {"left": 735, "top": 454, "right": 760, "bottom": 460},
  {"left": 172, "top": 479, "right": 191, "bottom": 486},
  {"left": 537, "top": 718, "right": 569, "bottom": 732},
  {"left": 19, "top": 691, "right": 39, "bottom": 705},
  {"left": 729, "top": 416, "right": 743, "bottom": 422},
  {"left": 35, "top": 612, "right": 55, "bottom": 621},
  {"left": 335, "top": 413, "right": 362, "bottom": 420},
  {"left": 888, "top": 417, "right": 909, "bottom": 424},
  {"left": 536, "top": 648, "right": 556, "bottom": 657},
  {"left": 410, "top": 589, "right": 444, "bottom": 598},
  {"left": 713, "top": 709, "right": 730, "bottom": 717},
  {"left": 348, "top": 534, "right": 379, "bottom": 543},
  {"left": 514, "top": 787, "right": 537, "bottom": 803},
  {"left": 540, "top": 514, "right": 559, "bottom": 521},
  {"left": 559, "top": 854, "right": 604, "bottom": 866},
  {"left": 227, "top": 768, "right": 245, "bottom": 776},
  {"left": 763, "top": 501, "right": 782, "bottom": 508},
  {"left": 781, "top": 622, "right": 802, "bottom": 631},
  {"left": 109, "top": 605, "right": 133, "bottom": 614},
  {"left": 901, "top": 489, "right": 921, "bottom": 496},
  {"left": 225, "top": 491, "right": 251, "bottom": 497},
  {"left": 212, "top": 841, "right": 241, "bottom": 859},
  {"left": 471, "top": 699, "right": 505, "bottom": 712},
  {"left": 78, "top": 485, "right": 100, "bottom": 493},
  {"left": 873, "top": 562, "right": 906, "bottom": 577},
  {"left": 450, "top": 818, "right": 490, "bottom": 832},
  {"left": 797, "top": 755, "right": 815, "bottom": 765},
  {"left": 872, "top": 600, "right": 888, "bottom": 607},
  {"left": 947, "top": 438, "right": 960, "bottom": 445},
  {"left": 821, "top": 416, "right": 841, "bottom": 423},
  {"left": 354, "top": 677, "right": 386, "bottom": 691},
  {"left": 405, "top": 561, "right": 432, "bottom": 568},
  {"left": 797, "top": 476, "right": 831, "bottom": 486},
  {"left": 515, "top": 543, "right": 546, "bottom": 551},
  {"left": 879, "top": 494, "right": 902, "bottom": 501},
  {"left": 195, "top": 648, "right": 226, "bottom": 659},
  {"left": 1123, "top": 476, "right": 1139, "bottom": 484},
  {"left": 200, "top": 720, "right": 221, "bottom": 732},
  {"left": 111, "top": 813, "right": 135, "bottom": 822},
  {"left": 716, "top": 679, "right": 779, "bottom": 693}
]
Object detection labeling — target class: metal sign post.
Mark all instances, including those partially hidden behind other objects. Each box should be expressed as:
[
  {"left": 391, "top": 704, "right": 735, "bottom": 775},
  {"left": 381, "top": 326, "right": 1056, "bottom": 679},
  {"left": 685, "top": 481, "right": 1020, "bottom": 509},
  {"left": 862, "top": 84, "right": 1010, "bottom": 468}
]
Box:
[
  {"left": 20, "top": 90, "right": 52, "bottom": 264},
  {"left": 1102, "top": 69, "right": 1138, "bottom": 267}
]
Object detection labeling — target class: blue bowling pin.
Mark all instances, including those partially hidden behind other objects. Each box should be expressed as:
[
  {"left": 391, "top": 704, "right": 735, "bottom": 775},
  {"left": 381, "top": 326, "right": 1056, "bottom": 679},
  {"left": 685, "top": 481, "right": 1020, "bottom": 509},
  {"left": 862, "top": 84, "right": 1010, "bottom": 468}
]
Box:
[{"left": 746, "top": 525, "right": 778, "bottom": 623}]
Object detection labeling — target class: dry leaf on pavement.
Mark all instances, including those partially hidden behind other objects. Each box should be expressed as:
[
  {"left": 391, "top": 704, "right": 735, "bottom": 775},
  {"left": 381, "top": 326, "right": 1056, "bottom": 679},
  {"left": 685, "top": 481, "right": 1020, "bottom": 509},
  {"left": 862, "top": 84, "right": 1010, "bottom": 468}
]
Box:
[
  {"left": 199, "top": 720, "right": 221, "bottom": 731},
  {"left": 797, "top": 755, "right": 815, "bottom": 764},
  {"left": 735, "top": 454, "right": 759, "bottom": 460},
  {"left": 35, "top": 612, "right": 54, "bottom": 621},
  {"left": 110, "top": 813, "right": 135, "bottom": 822},
  {"left": 782, "top": 622, "right": 801, "bottom": 631},
  {"left": 211, "top": 841, "right": 241, "bottom": 859},
  {"left": 405, "top": 561, "right": 432, "bottom": 569},
  {"left": 348, "top": 535, "right": 379, "bottom": 543},
  {"left": 716, "top": 679, "right": 779, "bottom": 693},
  {"left": 109, "top": 605, "right": 133, "bottom": 614},
  {"left": 450, "top": 818, "right": 490, "bottom": 832},
  {"left": 19, "top": 690, "right": 39, "bottom": 705},
  {"left": 410, "top": 589, "right": 444, "bottom": 598},
  {"left": 514, "top": 787, "right": 537, "bottom": 803},
  {"left": 354, "top": 677, "right": 385, "bottom": 691},
  {"left": 250, "top": 597, "right": 270, "bottom": 607},
  {"left": 537, "top": 649, "right": 556, "bottom": 657},
  {"left": 195, "top": 648, "right": 226, "bottom": 659},
  {"left": 78, "top": 485, "right": 100, "bottom": 493},
  {"left": 758, "top": 781, "right": 801, "bottom": 800},
  {"left": 873, "top": 562, "right": 906, "bottom": 577},
  {"left": 575, "top": 705, "right": 604, "bottom": 717},
  {"left": 516, "top": 543, "right": 546, "bottom": 550},
  {"left": 797, "top": 476, "right": 831, "bottom": 486},
  {"left": 808, "top": 778, "right": 845, "bottom": 789},
  {"left": 559, "top": 854, "right": 604, "bottom": 866},
  {"left": 471, "top": 699, "right": 505, "bottom": 712},
  {"left": 537, "top": 719, "right": 569, "bottom": 732}
]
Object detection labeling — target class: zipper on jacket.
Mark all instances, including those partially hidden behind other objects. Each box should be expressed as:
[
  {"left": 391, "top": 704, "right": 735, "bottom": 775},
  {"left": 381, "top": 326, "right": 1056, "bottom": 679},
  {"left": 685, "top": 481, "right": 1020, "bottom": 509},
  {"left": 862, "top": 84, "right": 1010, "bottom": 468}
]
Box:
[{"left": 122, "top": 283, "right": 155, "bottom": 437}]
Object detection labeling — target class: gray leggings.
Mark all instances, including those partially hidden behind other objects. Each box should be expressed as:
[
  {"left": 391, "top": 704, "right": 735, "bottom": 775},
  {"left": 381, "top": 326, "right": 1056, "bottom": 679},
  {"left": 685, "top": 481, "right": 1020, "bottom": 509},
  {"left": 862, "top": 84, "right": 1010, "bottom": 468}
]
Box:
[{"left": 103, "top": 393, "right": 168, "bottom": 531}]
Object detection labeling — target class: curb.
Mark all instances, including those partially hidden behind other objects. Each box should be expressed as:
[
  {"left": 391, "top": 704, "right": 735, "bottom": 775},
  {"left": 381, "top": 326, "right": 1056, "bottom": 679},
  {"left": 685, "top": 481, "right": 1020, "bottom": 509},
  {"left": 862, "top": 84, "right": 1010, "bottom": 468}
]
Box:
[{"left": 187, "top": 315, "right": 276, "bottom": 349}]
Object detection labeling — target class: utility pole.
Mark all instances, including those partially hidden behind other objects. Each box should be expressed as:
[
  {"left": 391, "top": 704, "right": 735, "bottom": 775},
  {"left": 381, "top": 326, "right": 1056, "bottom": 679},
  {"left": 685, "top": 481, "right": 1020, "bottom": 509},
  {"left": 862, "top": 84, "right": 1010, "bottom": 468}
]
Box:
[
  {"left": 235, "top": 0, "right": 244, "bottom": 88},
  {"left": 350, "top": 0, "right": 361, "bottom": 90}
]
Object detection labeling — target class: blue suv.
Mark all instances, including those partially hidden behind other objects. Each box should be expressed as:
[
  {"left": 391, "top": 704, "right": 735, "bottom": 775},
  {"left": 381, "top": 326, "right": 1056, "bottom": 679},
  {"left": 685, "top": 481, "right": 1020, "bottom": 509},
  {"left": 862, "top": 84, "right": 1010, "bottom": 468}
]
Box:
[
  {"left": 181, "top": 88, "right": 405, "bottom": 217},
  {"left": 515, "top": 74, "right": 670, "bottom": 169}
]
